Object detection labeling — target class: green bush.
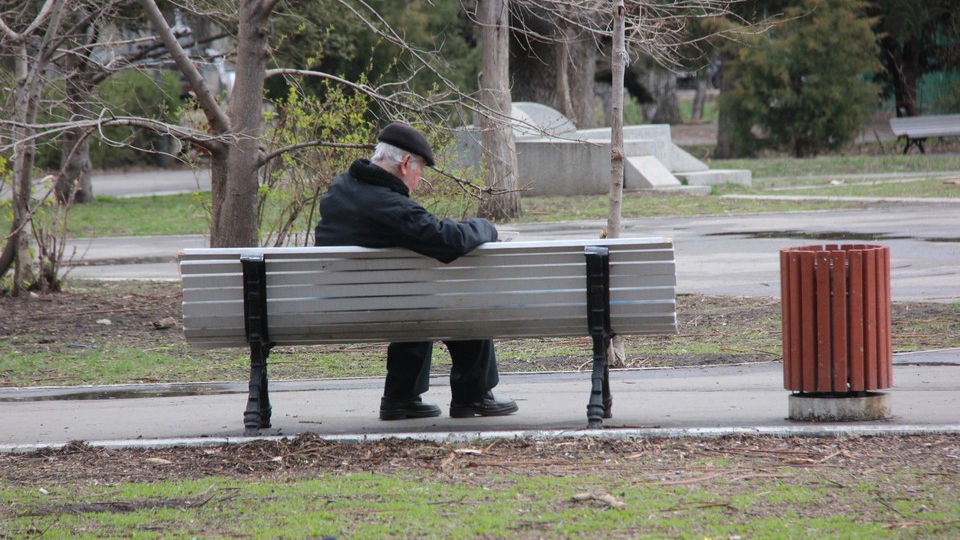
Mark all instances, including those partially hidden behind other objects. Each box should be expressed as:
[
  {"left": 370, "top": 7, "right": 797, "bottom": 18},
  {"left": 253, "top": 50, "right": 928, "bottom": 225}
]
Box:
[
  {"left": 90, "top": 70, "right": 182, "bottom": 168},
  {"left": 31, "top": 70, "right": 182, "bottom": 171},
  {"left": 720, "top": 0, "right": 882, "bottom": 157}
]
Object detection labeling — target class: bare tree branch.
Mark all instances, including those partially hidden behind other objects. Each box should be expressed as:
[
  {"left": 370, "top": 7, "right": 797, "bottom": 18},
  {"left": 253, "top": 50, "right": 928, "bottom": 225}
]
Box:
[
  {"left": 259, "top": 140, "right": 373, "bottom": 168},
  {"left": 0, "top": 0, "right": 60, "bottom": 40},
  {"left": 508, "top": 0, "right": 743, "bottom": 68},
  {"left": 136, "top": 0, "right": 231, "bottom": 134},
  {"left": 0, "top": 116, "right": 230, "bottom": 153},
  {"left": 264, "top": 68, "right": 427, "bottom": 113}
]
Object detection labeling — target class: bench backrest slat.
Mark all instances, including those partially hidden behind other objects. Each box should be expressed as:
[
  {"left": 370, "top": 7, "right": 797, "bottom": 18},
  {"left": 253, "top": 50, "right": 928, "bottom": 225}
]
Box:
[
  {"left": 179, "top": 238, "right": 676, "bottom": 348},
  {"left": 889, "top": 114, "right": 960, "bottom": 137}
]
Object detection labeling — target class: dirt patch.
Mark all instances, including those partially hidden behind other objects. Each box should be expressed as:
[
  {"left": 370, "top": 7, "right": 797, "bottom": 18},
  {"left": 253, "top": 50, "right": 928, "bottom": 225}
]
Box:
[
  {"left": 0, "top": 281, "right": 182, "bottom": 355},
  {"left": 2, "top": 281, "right": 958, "bottom": 386},
  {"left": 2, "top": 434, "right": 958, "bottom": 502}
]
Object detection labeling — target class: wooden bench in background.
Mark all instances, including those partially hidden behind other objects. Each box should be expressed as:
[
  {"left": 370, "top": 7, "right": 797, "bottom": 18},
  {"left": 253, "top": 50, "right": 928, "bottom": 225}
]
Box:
[
  {"left": 179, "top": 238, "right": 677, "bottom": 434},
  {"left": 889, "top": 114, "right": 960, "bottom": 154}
]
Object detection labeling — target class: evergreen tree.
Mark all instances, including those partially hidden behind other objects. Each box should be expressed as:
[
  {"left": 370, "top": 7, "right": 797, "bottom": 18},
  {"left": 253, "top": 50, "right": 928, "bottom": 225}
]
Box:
[{"left": 720, "top": 0, "right": 881, "bottom": 157}]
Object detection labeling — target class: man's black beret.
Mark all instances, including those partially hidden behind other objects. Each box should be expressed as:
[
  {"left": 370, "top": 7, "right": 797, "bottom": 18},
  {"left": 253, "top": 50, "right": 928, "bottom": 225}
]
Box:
[{"left": 377, "top": 122, "right": 435, "bottom": 167}]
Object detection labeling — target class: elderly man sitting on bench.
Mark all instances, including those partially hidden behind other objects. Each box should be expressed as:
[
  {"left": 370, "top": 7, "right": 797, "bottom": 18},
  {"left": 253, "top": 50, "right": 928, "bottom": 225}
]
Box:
[{"left": 313, "top": 122, "right": 519, "bottom": 421}]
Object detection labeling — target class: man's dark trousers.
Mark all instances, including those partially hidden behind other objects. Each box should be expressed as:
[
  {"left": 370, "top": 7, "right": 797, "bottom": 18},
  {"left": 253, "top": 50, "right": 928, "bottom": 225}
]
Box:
[{"left": 384, "top": 340, "right": 500, "bottom": 403}]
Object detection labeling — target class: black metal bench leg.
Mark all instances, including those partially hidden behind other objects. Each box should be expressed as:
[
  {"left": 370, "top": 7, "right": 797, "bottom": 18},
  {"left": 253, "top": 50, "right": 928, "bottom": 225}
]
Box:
[
  {"left": 244, "top": 342, "right": 273, "bottom": 435},
  {"left": 588, "top": 332, "right": 611, "bottom": 428},
  {"left": 584, "top": 246, "right": 613, "bottom": 429},
  {"left": 603, "top": 358, "right": 613, "bottom": 419},
  {"left": 241, "top": 254, "right": 274, "bottom": 435}
]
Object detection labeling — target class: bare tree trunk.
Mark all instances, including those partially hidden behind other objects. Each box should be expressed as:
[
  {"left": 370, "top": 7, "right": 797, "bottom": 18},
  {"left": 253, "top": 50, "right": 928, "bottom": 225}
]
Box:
[
  {"left": 713, "top": 48, "right": 737, "bottom": 158},
  {"left": 608, "top": 6, "right": 625, "bottom": 240},
  {"left": 217, "top": 0, "right": 271, "bottom": 247},
  {"left": 58, "top": 73, "right": 94, "bottom": 203},
  {"left": 477, "top": 0, "right": 521, "bottom": 221},
  {"left": 607, "top": 0, "right": 626, "bottom": 368},
  {"left": 58, "top": 128, "right": 93, "bottom": 203},
  {"left": 139, "top": 0, "right": 265, "bottom": 247},
  {"left": 55, "top": 4, "right": 95, "bottom": 204},
  {"left": 511, "top": 6, "right": 597, "bottom": 129},
  {"left": 882, "top": 36, "right": 921, "bottom": 117},
  {"left": 691, "top": 74, "right": 708, "bottom": 122},
  {"left": 9, "top": 56, "right": 42, "bottom": 294},
  {"left": 570, "top": 38, "right": 598, "bottom": 129},
  {"left": 554, "top": 11, "right": 592, "bottom": 126},
  {"left": 643, "top": 65, "right": 682, "bottom": 125},
  {"left": 555, "top": 22, "right": 576, "bottom": 122}
]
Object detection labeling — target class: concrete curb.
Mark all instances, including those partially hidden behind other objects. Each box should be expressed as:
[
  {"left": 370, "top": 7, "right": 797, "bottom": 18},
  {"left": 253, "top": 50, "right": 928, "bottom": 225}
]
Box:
[
  {"left": 4, "top": 424, "right": 960, "bottom": 454},
  {"left": 721, "top": 194, "right": 960, "bottom": 204}
]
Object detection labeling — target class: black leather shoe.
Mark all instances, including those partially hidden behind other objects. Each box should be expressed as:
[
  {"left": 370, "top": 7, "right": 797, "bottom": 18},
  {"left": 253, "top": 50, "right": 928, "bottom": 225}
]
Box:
[
  {"left": 449, "top": 392, "right": 518, "bottom": 418},
  {"left": 379, "top": 396, "right": 441, "bottom": 421}
]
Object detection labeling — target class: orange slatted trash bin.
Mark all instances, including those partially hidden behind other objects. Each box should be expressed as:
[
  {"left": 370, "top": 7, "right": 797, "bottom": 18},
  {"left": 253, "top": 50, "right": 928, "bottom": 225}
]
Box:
[{"left": 780, "top": 244, "right": 893, "bottom": 421}]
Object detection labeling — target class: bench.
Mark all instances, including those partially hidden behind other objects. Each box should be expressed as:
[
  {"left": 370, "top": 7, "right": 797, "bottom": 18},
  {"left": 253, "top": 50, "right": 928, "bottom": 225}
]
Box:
[
  {"left": 178, "top": 238, "right": 677, "bottom": 434},
  {"left": 888, "top": 114, "right": 960, "bottom": 154}
]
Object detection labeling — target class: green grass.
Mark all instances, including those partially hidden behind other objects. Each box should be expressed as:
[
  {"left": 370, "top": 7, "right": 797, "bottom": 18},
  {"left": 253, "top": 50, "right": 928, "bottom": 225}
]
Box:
[
  {"left": 4, "top": 463, "right": 956, "bottom": 538},
  {"left": 710, "top": 153, "right": 960, "bottom": 180},
  {"left": 4, "top": 154, "right": 958, "bottom": 238},
  {"left": 678, "top": 96, "right": 719, "bottom": 124},
  {"left": 0, "top": 345, "right": 245, "bottom": 386},
  {"left": 65, "top": 193, "right": 212, "bottom": 237},
  {"left": 521, "top": 191, "right": 858, "bottom": 222},
  {"left": 726, "top": 177, "right": 960, "bottom": 199}
]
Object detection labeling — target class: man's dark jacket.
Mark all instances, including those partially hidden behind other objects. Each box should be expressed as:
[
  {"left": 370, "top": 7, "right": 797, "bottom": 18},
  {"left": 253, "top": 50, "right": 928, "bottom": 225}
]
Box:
[{"left": 314, "top": 159, "right": 497, "bottom": 263}]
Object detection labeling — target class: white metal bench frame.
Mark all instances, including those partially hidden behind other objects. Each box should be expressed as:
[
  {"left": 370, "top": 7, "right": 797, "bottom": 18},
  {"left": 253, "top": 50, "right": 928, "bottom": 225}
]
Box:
[
  {"left": 179, "top": 238, "right": 677, "bottom": 434},
  {"left": 889, "top": 114, "right": 960, "bottom": 154}
]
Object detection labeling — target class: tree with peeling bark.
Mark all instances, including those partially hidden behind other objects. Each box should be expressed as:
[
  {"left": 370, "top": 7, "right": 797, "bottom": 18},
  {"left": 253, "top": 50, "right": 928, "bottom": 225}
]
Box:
[
  {"left": 607, "top": 0, "right": 628, "bottom": 368},
  {"left": 477, "top": 0, "right": 521, "bottom": 221}
]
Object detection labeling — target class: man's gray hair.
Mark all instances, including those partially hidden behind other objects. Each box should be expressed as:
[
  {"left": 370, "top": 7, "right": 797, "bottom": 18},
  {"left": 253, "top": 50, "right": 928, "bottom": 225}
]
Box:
[{"left": 372, "top": 142, "right": 422, "bottom": 170}]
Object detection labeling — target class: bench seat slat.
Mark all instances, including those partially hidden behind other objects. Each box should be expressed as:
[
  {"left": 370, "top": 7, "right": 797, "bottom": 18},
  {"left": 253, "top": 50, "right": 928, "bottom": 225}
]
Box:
[
  {"left": 180, "top": 271, "right": 677, "bottom": 305},
  {"left": 182, "top": 289, "right": 674, "bottom": 324},
  {"left": 183, "top": 294, "right": 673, "bottom": 329},
  {"left": 184, "top": 313, "right": 678, "bottom": 347},
  {"left": 182, "top": 296, "right": 676, "bottom": 347},
  {"left": 182, "top": 278, "right": 676, "bottom": 317}
]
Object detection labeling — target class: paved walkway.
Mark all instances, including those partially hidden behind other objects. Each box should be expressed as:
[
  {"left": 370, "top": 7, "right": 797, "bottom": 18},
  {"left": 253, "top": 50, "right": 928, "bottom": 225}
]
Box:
[
  {"left": 3, "top": 169, "right": 959, "bottom": 451},
  {"left": 1, "top": 358, "right": 958, "bottom": 452}
]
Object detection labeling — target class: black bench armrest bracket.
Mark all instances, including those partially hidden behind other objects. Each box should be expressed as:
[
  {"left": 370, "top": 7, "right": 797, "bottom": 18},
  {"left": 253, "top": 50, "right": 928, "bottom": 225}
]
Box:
[
  {"left": 241, "top": 254, "right": 274, "bottom": 435},
  {"left": 584, "top": 246, "right": 613, "bottom": 429}
]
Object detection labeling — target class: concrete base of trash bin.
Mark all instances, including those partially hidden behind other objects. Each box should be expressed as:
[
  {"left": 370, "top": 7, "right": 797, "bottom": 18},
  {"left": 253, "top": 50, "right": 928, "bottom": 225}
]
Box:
[{"left": 788, "top": 392, "right": 891, "bottom": 422}]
